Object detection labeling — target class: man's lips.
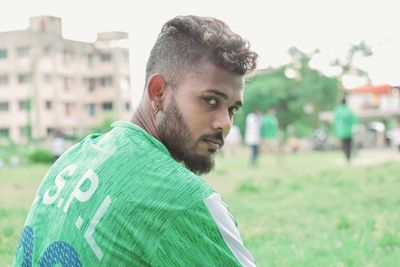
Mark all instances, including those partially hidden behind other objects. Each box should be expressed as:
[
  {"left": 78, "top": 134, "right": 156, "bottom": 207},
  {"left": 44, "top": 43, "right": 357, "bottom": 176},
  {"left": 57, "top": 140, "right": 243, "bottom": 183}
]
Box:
[{"left": 203, "top": 138, "right": 224, "bottom": 150}]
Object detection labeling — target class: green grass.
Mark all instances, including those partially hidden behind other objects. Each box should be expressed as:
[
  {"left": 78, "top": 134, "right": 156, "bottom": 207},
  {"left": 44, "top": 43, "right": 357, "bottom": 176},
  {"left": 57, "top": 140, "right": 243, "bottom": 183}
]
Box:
[
  {"left": 206, "top": 150, "right": 400, "bottom": 266},
  {"left": 0, "top": 164, "right": 50, "bottom": 267},
  {"left": 1, "top": 150, "right": 400, "bottom": 266}
]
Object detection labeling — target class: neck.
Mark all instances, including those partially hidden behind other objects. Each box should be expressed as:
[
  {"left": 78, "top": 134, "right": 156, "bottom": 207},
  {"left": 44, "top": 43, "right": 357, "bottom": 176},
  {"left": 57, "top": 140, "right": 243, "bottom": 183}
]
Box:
[{"left": 131, "top": 102, "right": 160, "bottom": 141}]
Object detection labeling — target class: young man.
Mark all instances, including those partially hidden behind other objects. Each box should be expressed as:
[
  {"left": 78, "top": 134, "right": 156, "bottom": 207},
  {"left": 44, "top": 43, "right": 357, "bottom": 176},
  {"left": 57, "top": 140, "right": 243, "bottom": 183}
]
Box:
[
  {"left": 260, "top": 108, "right": 279, "bottom": 154},
  {"left": 245, "top": 109, "right": 262, "bottom": 167},
  {"left": 334, "top": 97, "right": 357, "bottom": 163},
  {"left": 13, "top": 16, "right": 258, "bottom": 266}
]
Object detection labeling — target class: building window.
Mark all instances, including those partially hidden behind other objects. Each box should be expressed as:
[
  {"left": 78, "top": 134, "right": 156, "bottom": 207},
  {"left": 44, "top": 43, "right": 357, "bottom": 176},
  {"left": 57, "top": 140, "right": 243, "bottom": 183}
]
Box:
[
  {"left": 63, "top": 49, "right": 75, "bottom": 65},
  {"left": 124, "top": 51, "right": 130, "bottom": 64},
  {"left": 18, "top": 73, "right": 31, "bottom": 83},
  {"left": 63, "top": 49, "right": 69, "bottom": 65},
  {"left": 0, "top": 102, "right": 9, "bottom": 111},
  {"left": 20, "top": 126, "right": 30, "bottom": 138},
  {"left": 87, "top": 53, "right": 94, "bottom": 67},
  {"left": 65, "top": 103, "right": 71, "bottom": 116},
  {"left": 0, "top": 49, "right": 7, "bottom": 59},
  {"left": 88, "top": 78, "right": 96, "bottom": 92},
  {"left": 0, "top": 128, "right": 9, "bottom": 137},
  {"left": 17, "top": 47, "right": 29, "bottom": 57},
  {"left": 47, "top": 128, "right": 55, "bottom": 135},
  {"left": 88, "top": 103, "right": 96, "bottom": 117},
  {"left": 102, "top": 102, "right": 113, "bottom": 111},
  {"left": 43, "top": 74, "right": 52, "bottom": 83},
  {"left": 99, "top": 76, "right": 113, "bottom": 87},
  {"left": 19, "top": 100, "right": 29, "bottom": 110},
  {"left": 45, "top": 100, "right": 52, "bottom": 110},
  {"left": 100, "top": 52, "right": 112, "bottom": 62},
  {"left": 0, "top": 74, "right": 8, "bottom": 85},
  {"left": 43, "top": 45, "right": 52, "bottom": 56}
]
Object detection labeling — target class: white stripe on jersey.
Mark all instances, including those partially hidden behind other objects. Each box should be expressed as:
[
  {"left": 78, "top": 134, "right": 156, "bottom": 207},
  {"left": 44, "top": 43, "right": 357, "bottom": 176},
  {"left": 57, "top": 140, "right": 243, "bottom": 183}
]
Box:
[{"left": 204, "top": 193, "right": 256, "bottom": 267}]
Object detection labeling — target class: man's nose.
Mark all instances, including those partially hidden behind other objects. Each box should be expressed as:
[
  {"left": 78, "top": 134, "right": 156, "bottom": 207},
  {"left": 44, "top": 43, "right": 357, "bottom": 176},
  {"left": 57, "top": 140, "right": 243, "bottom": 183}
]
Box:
[{"left": 212, "top": 110, "right": 232, "bottom": 136}]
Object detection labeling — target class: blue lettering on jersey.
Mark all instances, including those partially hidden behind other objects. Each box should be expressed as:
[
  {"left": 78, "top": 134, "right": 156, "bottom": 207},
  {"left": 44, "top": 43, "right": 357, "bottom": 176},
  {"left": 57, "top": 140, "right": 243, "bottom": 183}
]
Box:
[{"left": 14, "top": 226, "right": 82, "bottom": 267}]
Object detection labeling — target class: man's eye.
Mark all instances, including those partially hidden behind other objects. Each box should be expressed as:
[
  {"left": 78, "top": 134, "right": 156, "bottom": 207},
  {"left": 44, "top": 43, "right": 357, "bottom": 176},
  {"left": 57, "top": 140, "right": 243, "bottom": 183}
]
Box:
[
  {"left": 204, "top": 97, "right": 218, "bottom": 106},
  {"left": 229, "top": 106, "right": 240, "bottom": 116}
]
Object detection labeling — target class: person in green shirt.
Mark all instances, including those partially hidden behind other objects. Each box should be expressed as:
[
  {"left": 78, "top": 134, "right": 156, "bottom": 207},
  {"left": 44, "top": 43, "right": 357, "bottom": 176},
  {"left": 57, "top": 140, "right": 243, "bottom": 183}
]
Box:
[
  {"left": 260, "top": 108, "right": 279, "bottom": 154},
  {"left": 334, "top": 97, "right": 357, "bottom": 162},
  {"left": 13, "top": 15, "right": 258, "bottom": 266}
]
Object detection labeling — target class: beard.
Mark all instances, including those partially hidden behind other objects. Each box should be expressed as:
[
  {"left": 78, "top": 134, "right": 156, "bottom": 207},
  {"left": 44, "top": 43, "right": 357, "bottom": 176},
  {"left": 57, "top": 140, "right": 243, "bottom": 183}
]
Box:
[{"left": 156, "top": 96, "right": 218, "bottom": 175}]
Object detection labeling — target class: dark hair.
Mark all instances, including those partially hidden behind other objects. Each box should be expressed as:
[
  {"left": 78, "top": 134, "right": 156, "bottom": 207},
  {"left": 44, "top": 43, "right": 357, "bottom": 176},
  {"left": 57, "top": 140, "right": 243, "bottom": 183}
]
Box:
[{"left": 145, "top": 15, "right": 258, "bottom": 87}]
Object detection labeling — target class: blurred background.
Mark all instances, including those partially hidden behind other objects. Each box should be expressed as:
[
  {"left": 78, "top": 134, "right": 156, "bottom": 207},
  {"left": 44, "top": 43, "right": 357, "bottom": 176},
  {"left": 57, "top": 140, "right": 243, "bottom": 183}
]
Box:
[{"left": 1, "top": 0, "right": 399, "bottom": 266}]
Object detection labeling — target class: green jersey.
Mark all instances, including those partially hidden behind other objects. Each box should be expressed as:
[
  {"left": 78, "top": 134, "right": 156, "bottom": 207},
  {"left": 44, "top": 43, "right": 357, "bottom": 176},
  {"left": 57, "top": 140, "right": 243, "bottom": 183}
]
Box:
[
  {"left": 13, "top": 121, "right": 255, "bottom": 266},
  {"left": 334, "top": 104, "right": 357, "bottom": 139},
  {"left": 260, "top": 115, "right": 278, "bottom": 139}
]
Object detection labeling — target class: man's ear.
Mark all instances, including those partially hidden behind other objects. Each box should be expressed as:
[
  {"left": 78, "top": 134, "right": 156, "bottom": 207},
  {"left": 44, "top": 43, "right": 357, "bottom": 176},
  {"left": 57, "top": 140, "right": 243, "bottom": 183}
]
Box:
[{"left": 147, "top": 74, "right": 167, "bottom": 110}]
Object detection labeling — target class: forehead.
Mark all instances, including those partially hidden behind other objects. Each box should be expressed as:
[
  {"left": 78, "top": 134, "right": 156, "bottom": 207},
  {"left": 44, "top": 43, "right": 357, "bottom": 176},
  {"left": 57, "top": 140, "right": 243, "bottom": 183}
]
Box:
[{"left": 179, "top": 60, "right": 245, "bottom": 100}]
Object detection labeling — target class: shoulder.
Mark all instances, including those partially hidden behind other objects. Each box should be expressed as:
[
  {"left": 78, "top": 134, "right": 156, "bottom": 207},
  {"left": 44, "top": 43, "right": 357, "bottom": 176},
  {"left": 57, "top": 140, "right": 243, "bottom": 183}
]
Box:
[{"left": 152, "top": 192, "right": 256, "bottom": 267}]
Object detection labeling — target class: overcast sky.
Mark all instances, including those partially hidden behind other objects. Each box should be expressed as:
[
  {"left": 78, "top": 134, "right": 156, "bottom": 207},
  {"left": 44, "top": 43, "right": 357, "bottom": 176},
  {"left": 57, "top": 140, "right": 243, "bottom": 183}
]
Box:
[{"left": 1, "top": 0, "right": 399, "bottom": 106}]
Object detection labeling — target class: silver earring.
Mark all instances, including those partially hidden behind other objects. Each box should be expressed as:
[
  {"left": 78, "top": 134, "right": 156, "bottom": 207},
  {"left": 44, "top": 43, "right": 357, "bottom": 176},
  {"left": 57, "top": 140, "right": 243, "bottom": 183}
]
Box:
[{"left": 153, "top": 107, "right": 159, "bottom": 117}]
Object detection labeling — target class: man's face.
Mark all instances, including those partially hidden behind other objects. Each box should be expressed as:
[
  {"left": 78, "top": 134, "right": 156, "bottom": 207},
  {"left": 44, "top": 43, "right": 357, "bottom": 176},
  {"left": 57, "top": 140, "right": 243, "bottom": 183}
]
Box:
[{"left": 157, "top": 60, "right": 244, "bottom": 174}]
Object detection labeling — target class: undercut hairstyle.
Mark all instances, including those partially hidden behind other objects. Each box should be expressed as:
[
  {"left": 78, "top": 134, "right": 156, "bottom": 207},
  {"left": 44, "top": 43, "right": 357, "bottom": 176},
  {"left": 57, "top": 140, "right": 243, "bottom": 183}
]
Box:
[{"left": 145, "top": 15, "right": 258, "bottom": 88}]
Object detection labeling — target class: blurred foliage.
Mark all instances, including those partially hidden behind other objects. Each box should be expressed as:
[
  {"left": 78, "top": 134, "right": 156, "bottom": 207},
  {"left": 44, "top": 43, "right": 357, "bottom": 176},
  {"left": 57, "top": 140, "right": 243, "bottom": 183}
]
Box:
[
  {"left": 28, "top": 149, "right": 53, "bottom": 163},
  {"left": 236, "top": 180, "right": 260, "bottom": 193},
  {"left": 332, "top": 40, "right": 373, "bottom": 85},
  {"left": 236, "top": 47, "right": 339, "bottom": 138},
  {"left": 91, "top": 113, "right": 115, "bottom": 134}
]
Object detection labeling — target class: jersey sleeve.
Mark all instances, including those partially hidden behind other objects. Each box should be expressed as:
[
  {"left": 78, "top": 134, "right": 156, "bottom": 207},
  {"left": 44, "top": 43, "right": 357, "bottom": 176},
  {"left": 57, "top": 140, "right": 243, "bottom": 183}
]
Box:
[{"left": 151, "top": 192, "right": 256, "bottom": 267}]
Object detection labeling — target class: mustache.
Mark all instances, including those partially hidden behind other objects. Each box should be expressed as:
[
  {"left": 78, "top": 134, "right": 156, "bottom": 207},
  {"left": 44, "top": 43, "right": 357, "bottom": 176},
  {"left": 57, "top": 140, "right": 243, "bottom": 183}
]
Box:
[{"left": 200, "top": 132, "right": 225, "bottom": 147}]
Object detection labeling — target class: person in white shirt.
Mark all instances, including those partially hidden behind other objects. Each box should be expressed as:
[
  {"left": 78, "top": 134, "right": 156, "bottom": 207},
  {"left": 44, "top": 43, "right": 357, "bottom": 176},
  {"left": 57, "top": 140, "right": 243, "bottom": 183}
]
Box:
[
  {"left": 390, "top": 120, "right": 400, "bottom": 152},
  {"left": 51, "top": 134, "right": 65, "bottom": 161},
  {"left": 245, "top": 110, "right": 261, "bottom": 166}
]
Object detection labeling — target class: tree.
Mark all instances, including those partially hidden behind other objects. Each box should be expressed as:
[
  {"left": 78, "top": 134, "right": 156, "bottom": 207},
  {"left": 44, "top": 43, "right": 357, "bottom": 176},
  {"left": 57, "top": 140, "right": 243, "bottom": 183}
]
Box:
[
  {"left": 91, "top": 113, "right": 115, "bottom": 134},
  {"left": 236, "top": 47, "right": 339, "bottom": 138},
  {"left": 332, "top": 41, "right": 373, "bottom": 89}
]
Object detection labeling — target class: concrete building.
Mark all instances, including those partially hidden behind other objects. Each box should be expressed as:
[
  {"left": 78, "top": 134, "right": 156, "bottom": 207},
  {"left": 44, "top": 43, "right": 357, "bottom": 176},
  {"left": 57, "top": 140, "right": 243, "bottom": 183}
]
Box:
[
  {"left": 345, "top": 84, "right": 400, "bottom": 119},
  {"left": 0, "top": 16, "right": 132, "bottom": 143},
  {"left": 319, "top": 84, "right": 400, "bottom": 122}
]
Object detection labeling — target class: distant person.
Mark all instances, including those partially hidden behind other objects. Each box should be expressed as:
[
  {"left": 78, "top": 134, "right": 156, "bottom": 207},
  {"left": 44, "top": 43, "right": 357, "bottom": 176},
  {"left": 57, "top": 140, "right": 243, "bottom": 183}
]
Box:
[
  {"left": 334, "top": 97, "right": 357, "bottom": 162},
  {"left": 390, "top": 120, "right": 400, "bottom": 152},
  {"left": 13, "top": 15, "right": 257, "bottom": 266},
  {"left": 260, "top": 108, "right": 279, "bottom": 153},
  {"left": 51, "top": 133, "right": 66, "bottom": 161},
  {"left": 9, "top": 155, "right": 21, "bottom": 167},
  {"left": 245, "top": 110, "right": 262, "bottom": 166}
]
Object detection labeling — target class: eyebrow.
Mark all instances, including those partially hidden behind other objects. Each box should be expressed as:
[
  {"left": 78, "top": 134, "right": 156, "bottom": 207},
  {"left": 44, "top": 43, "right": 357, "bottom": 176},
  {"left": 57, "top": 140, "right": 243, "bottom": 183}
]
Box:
[{"left": 206, "top": 89, "right": 243, "bottom": 107}]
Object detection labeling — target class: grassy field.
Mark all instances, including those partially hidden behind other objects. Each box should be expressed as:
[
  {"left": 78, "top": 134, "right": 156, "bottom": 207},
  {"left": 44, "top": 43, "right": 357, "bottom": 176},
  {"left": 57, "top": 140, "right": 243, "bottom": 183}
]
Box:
[{"left": 1, "top": 150, "right": 400, "bottom": 266}]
